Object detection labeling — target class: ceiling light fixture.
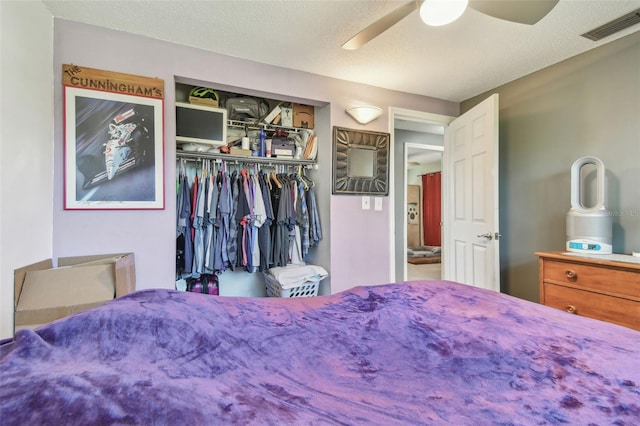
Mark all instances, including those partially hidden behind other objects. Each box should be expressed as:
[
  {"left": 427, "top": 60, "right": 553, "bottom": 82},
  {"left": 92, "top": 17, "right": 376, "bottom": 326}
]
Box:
[
  {"left": 345, "top": 105, "right": 383, "bottom": 124},
  {"left": 419, "top": 0, "right": 469, "bottom": 27}
]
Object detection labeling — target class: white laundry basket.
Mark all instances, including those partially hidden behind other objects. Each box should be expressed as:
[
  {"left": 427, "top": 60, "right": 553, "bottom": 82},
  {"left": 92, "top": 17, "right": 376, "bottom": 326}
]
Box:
[
  {"left": 264, "top": 264, "right": 328, "bottom": 298},
  {"left": 264, "top": 273, "right": 320, "bottom": 297}
]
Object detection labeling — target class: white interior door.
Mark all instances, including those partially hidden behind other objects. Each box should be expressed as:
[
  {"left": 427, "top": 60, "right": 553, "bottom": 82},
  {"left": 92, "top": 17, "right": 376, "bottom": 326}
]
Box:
[{"left": 442, "top": 94, "right": 500, "bottom": 291}]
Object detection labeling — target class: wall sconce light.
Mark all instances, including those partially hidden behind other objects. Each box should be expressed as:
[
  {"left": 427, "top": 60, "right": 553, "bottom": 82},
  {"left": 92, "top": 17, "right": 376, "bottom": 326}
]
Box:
[{"left": 345, "top": 105, "right": 383, "bottom": 124}]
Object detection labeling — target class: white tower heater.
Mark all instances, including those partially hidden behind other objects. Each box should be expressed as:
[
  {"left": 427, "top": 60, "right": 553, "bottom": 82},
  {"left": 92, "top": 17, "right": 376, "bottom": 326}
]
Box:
[{"left": 566, "top": 156, "right": 612, "bottom": 254}]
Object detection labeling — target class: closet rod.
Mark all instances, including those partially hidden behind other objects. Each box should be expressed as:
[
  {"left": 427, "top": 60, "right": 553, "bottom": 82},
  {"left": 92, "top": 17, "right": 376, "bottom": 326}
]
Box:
[{"left": 176, "top": 152, "right": 316, "bottom": 168}]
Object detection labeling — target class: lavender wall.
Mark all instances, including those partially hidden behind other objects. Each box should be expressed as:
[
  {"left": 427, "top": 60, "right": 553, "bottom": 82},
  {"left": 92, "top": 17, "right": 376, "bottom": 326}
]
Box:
[
  {"left": 1, "top": 1, "right": 54, "bottom": 339},
  {"left": 52, "top": 19, "right": 457, "bottom": 294}
]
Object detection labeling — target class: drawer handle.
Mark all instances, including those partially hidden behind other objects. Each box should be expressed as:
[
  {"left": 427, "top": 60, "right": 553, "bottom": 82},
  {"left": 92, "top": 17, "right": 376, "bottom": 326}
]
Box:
[
  {"left": 565, "top": 270, "right": 578, "bottom": 281},
  {"left": 565, "top": 305, "right": 577, "bottom": 314}
]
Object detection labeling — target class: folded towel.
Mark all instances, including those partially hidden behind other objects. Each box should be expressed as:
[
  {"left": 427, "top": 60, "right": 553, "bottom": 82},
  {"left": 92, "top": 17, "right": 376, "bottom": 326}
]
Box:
[{"left": 267, "top": 264, "right": 328, "bottom": 289}]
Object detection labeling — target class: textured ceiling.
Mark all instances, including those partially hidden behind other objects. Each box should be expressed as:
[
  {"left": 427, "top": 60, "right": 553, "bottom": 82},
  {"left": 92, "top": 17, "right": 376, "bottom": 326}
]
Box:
[{"left": 43, "top": 0, "right": 640, "bottom": 102}]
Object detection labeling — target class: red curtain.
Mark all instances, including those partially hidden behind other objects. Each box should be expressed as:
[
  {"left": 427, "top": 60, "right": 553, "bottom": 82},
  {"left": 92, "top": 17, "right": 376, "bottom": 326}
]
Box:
[{"left": 421, "top": 172, "right": 441, "bottom": 246}]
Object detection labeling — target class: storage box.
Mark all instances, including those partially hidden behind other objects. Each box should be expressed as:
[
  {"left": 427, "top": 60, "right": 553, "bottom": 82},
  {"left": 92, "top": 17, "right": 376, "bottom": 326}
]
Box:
[
  {"left": 14, "top": 253, "right": 136, "bottom": 332},
  {"left": 271, "top": 137, "right": 295, "bottom": 157},
  {"left": 264, "top": 273, "right": 319, "bottom": 298},
  {"left": 293, "top": 103, "right": 314, "bottom": 129},
  {"left": 189, "top": 95, "right": 219, "bottom": 108},
  {"left": 229, "top": 147, "right": 252, "bottom": 157}
]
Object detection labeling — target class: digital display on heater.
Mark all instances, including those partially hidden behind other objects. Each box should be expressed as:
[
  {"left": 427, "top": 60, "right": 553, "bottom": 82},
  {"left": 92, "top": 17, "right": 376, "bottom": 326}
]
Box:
[{"left": 569, "top": 242, "right": 601, "bottom": 251}]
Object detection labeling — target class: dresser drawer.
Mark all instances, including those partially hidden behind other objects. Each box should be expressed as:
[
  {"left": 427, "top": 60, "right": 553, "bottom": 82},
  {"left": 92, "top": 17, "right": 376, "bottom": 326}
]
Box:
[
  {"left": 543, "top": 283, "right": 640, "bottom": 330},
  {"left": 543, "top": 259, "right": 640, "bottom": 299}
]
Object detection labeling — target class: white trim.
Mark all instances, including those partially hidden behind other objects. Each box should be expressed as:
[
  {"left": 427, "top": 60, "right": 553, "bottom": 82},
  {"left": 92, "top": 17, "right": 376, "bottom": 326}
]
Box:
[
  {"left": 388, "top": 109, "right": 395, "bottom": 282},
  {"left": 392, "top": 108, "right": 455, "bottom": 126},
  {"left": 388, "top": 107, "right": 454, "bottom": 283}
]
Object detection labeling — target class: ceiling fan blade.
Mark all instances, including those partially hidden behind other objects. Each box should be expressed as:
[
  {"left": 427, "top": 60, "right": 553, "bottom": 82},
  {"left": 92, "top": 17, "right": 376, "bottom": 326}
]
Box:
[
  {"left": 469, "top": 0, "right": 559, "bottom": 25},
  {"left": 341, "top": 1, "right": 420, "bottom": 50}
]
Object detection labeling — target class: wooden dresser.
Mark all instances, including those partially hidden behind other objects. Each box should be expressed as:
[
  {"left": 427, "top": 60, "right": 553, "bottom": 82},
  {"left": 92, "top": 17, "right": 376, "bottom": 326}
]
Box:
[{"left": 536, "top": 251, "right": 640, "bottom": 331}]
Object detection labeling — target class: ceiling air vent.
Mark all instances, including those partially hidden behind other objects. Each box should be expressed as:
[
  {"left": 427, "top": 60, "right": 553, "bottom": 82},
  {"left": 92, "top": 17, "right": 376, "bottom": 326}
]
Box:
[{"left": 581, "top": 9, "right": 640, "bottom": 41}]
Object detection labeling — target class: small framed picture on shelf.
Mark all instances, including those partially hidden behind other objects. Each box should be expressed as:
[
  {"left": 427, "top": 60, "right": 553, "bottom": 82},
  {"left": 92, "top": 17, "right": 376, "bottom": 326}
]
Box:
[{"left": 280, "top": 106, "right": 293, "bottom": 127}]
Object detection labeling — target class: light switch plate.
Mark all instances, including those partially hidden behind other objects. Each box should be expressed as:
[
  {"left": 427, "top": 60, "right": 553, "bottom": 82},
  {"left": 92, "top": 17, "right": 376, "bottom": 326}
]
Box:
[
  {"left": 362, "top": 196, "right": 370, "bottom": 210},
  {"left": 374, "top": 197, "right": 383, "bottom": 211}
]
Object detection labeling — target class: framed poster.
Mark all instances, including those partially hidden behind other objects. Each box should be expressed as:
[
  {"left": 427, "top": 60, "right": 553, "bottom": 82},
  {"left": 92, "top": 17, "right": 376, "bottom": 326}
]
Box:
[{"left": 63, "top": 64, "right": 165, "bottom": 209}]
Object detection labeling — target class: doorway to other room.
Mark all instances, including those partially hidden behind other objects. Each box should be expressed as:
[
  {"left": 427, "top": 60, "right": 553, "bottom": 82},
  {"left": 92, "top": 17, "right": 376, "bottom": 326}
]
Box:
[
  {"left": 391, "top": 109, "right": 451, "bottom": 283},
  {"left": 406, "top": 144, "right": 443, "bottom": 281}
]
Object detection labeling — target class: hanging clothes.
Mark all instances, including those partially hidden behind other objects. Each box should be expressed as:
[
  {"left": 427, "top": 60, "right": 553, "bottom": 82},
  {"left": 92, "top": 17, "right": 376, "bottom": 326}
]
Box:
[
  {"left": 190, "top": 174, "right": 198, "bottom": 243},
  {"left": 215, "top": 169, "right": 232, "bottom": 271},
  {"left": 237, "top": 169, "right": 252, "bottom": 270},
  {"left": 176, "top": 159, "right": 322, "bottom": 280},
  {"left": 227, "top": 171, "right": 240, "bottom": 269},
  {"left": 295, "top": 174, "right": 310, "bottom": 258},
  {"left": 257, "top": 172, "right": 274, "bottom": 272},
  {"left": 307, "top": 185, "right": 322, "bottom": 248},
  {"left": 288, "top": 177, "right": 304, "bottom": 265},
  {"left": 176, "top": 169, "right": 193, "bottom": 276},
  {"left": 273, "top": 174, "right": 292, "bottom": 267},
  {"left": 204, "top": 171, "right": 220, "bottom": 273},
  {"left": 250, "top": 172, "right": 266, "bottom": 271},
  {"left": 192, "top": 168, "right": 208, "bottom": 275}
]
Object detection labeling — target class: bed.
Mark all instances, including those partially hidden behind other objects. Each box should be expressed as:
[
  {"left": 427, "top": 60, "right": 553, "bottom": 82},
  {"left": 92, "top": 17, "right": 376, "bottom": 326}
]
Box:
[
  {"left": 1, "top": 280, "right": 639, "bottom": 425},
  {"left": 407, "top": 246, "right": 441, "bottom": 264}
]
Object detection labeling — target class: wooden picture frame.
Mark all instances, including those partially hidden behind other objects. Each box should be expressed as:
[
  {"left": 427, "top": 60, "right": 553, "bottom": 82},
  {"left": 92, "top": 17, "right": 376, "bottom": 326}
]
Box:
[{"left": 63, "top": 65, "right": 165, "bottom": 210}]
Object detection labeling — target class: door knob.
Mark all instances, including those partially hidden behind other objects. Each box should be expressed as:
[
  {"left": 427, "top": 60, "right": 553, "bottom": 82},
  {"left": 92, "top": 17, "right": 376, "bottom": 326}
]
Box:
[{"left": 477, "top": 232, "right": 493, "bottom": 240}]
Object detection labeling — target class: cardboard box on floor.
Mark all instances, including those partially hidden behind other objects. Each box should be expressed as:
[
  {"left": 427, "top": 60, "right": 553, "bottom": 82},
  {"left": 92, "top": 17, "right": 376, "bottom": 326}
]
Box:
[{"left": 14, "top": 253, "right": 136, "bottom": 332}]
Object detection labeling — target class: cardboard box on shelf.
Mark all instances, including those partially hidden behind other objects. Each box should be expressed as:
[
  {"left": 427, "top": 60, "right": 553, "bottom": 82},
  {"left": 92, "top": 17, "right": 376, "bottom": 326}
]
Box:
[
  {"left": 229, "top": 147, "right": 252, "bottom": 157},
  {"left": 13, "top": 253, "right": 136, "bottom": 332},
  {"left": 293, "top": 103, "right": 314, "bottom": 129}
]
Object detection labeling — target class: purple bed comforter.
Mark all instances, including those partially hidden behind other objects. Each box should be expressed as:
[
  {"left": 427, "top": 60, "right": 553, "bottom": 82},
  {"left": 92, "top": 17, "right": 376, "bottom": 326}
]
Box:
[{"left": 1, "top": 280, "right": 639, "bottom": 425}]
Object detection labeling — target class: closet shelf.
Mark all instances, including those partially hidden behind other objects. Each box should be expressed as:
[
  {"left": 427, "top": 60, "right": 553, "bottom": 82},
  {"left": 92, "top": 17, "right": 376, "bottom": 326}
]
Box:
[{"left": 176, "top": 151, "right": 316, "bottom": 167}]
